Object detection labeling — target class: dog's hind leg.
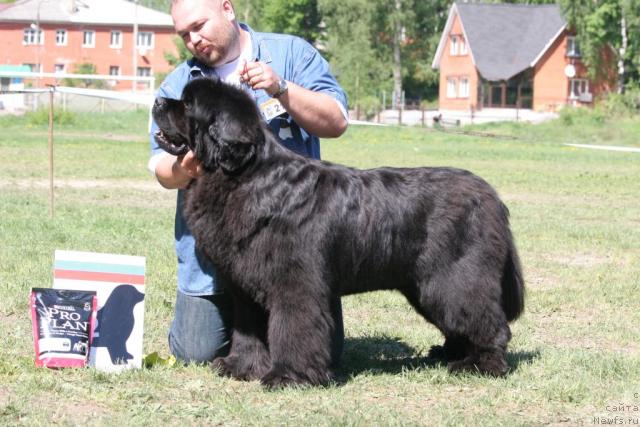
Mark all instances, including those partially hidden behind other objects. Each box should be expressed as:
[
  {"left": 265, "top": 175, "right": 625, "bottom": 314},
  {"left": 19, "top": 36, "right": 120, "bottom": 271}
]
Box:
[
  {"left": 414, "top": 270, "right": 512, "bottom": 377},
  {"left": 260, "top": 291, "right": 335, "bottom": 389},
  {"left": 212, "top": 293, "right": 271, "bottom": 381}
]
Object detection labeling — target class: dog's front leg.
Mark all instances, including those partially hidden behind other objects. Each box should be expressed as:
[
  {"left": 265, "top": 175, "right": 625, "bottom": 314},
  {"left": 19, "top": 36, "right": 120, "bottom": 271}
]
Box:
[
  {"left": 260, "top": 293, "right": 335, "bottom": 389},
  {"left": 211, "top": 293, "right": 270, "bottom": 381}
]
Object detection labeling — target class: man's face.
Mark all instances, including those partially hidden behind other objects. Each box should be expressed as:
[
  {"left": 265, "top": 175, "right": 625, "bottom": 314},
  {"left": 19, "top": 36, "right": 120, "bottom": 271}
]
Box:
[{"left": 171, "top": 0, "right": 240, "bottom": 67}]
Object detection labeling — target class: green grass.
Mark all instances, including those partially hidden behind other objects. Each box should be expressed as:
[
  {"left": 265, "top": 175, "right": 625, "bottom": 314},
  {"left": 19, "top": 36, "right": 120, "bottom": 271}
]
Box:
[{"left": 1, "top": 110, "right": 639, "bottom": 425}]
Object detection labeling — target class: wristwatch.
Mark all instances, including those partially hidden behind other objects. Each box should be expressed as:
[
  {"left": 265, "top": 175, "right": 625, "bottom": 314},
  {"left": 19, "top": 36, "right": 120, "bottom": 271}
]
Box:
[{"left": 272, "top": 78, "right": 288, "bottom": 98}]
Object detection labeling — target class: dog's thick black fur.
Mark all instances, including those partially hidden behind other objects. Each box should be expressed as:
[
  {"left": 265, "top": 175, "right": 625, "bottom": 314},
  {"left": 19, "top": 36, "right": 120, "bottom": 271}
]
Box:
[{"left": 152, "top": 78, "right": 525, "bottom": 389}]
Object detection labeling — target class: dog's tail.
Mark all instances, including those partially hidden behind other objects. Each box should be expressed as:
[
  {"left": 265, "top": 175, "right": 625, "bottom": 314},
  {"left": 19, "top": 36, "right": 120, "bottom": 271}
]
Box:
[{"left": 501, "top": 237, "right": 525, "bottom": 322}]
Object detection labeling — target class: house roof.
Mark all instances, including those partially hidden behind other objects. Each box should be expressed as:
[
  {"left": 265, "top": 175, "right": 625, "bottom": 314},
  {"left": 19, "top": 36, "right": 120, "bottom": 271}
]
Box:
[
  {"left": 0, "top": 0, "right": 173, "bottom": 28},
  {"left": 432, "top": 2, "right": 566, "bottom": 81}
]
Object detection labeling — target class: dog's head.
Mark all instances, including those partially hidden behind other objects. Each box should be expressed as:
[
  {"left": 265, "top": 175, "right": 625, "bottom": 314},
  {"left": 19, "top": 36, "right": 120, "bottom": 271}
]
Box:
[{"left": 152, "top": 78, "right": 263, "bottom": 174}]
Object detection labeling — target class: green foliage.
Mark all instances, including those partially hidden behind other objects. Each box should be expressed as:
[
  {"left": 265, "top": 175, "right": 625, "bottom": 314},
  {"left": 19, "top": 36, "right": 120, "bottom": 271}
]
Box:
[
  {"left": 25, "top": 108, "right": 77, "bottom": 126},
  {"left": 599, "top": 88, "right": 640, "bottom": 116},
  {"left": 164, "top": 36, "right": 192, "bottom": 67},
  {"left": 559, "top": 0, "right": 640, "bottom": 88},
  {"left": 353, "top": 95, "right": 381, "bottom": 120},
  {"left": 61, "top": 63, "right": 106, "bottom": 89},
  {"left": 137, "top": 0, "right": 171, "bottom": 12},
  {"left": 260, "top": 0, "right": 321, "bottom": 43}
]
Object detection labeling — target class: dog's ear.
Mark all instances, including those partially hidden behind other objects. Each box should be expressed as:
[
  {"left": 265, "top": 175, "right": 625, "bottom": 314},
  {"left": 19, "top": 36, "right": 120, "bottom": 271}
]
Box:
[{"left": 207, "top": 123, "right": 257, "bottom": 174}]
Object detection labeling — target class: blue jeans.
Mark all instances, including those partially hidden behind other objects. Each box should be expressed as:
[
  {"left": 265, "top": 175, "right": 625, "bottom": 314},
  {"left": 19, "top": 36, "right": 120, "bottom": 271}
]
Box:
[{"left": 168, "top": 290, "right": 345, "bottom": 367}]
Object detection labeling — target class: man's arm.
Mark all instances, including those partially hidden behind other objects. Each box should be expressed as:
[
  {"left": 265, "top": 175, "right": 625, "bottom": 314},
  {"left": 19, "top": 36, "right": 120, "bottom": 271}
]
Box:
[
  {"left": 240, "top": 60, "right": 348, "bottom": 138},
  {"left": 275, "top": 82, "right": 347, "bottom": 138}
]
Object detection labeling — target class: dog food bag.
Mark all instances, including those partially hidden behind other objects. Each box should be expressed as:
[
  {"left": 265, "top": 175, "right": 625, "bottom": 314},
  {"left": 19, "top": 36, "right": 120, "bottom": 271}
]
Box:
[{"left": 30, "top": 288, "right": 97, "bottom": 368}]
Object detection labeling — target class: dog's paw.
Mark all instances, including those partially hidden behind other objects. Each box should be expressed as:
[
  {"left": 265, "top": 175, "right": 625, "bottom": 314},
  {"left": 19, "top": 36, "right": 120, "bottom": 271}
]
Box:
[
  {"left": 211, "top": 355, "right": 239, "bottom": 378},
  {"left": 447, "top": 352, "right": 509, "bottom": 377},
  {"left": 260, "top": 370, "right": 310, "bottom": 390},
  {"left": 260, "top": 366, "right": 333, "bottom": 390}
]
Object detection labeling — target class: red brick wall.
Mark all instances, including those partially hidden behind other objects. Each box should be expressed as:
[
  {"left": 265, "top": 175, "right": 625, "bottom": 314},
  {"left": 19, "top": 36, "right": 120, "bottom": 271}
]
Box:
[
  {"left": 1, "top": 21, "right": 178, "bottom": 90},
  {"left": 532, "top": 31, "right": 616, "bottom": 111},
  {"left": 437, "top": 13, "right": 478, "bottom": 111}
]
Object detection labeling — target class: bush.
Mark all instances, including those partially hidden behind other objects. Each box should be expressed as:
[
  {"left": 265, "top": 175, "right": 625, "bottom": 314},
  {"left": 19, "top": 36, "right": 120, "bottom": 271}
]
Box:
[
  {"left": 354, "top": 96, "right": 381, "bottom": 120},
  {"left": 558, "top": 105, "right": 604, "bottom": 126},
  {"left": 25, "top": 108, "right": 77, "bottom": 126},
  {"left": 599, "top": 89, "right": 640, "bottom": 117}
]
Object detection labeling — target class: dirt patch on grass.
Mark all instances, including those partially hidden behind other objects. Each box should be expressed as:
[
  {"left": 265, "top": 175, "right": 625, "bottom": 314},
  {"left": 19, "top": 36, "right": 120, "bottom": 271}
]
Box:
[{"left": 1, "top": 178, "right": 163, "bottom": 192}]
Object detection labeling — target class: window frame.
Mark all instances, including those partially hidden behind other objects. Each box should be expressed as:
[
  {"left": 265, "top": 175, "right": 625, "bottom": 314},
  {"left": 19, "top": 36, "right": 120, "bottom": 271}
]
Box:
[
  {"left": 449, "top": 35, "right": 459, "bottom": 56},
  {"left": 110, "top": 30, "right": 123, "bottom": 49},
  {"left": 569, "top": 78, "right": 589, "bottom": 99},
  {"left": 446, "top": 77, "right": 458, "bottom": 98},
  {"left": 23, "top": 28, "right": 44, "bottom": 45},
  {"left": 55, "top": 29, "right": 67, "bottom": 46},
  {"left": 458, "top": 77, "right": 470, "bottom": 98},
  {"left": 136, "top": 31, "right": 154, "bottom": 49},
  {"left": 82, "top": 30, "right": 96, "bottom": 48},
  {"left": 566, "top": 36, "right": 581, "bottom": 58}
]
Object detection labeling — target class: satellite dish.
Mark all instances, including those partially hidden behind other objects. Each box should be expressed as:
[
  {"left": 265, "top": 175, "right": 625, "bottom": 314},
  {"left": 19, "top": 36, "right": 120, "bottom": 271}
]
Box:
[{"left": 564, "top": 64, "right": 576, "bottom": 78}]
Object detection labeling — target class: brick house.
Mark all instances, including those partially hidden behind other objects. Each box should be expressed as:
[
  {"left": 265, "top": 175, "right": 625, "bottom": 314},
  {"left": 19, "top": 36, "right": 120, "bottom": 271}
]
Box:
[
  {"left": 0, "top": 0, "right": 177, "bottom": 91},
  {"left": 431, "top": 3, "right": 616, "bottom": 112}
]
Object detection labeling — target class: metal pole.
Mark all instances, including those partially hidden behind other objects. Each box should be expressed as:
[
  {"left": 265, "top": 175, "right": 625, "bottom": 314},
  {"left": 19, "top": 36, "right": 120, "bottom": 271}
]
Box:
[
  {"left": 47, "top": 85, "right": 55, "bottom": 218},
  {"left": 132, "top": 0, "right": 138, "bottom": 94}
]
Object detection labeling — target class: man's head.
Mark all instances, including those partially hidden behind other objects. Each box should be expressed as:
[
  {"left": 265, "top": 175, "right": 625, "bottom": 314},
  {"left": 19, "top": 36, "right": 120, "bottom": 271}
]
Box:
[{"left": 171, "top": 0, "right": 241, "bottom": 67}]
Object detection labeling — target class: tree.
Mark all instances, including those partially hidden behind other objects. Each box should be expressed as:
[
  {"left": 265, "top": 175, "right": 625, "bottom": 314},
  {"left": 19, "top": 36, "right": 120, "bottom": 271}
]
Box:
[
  {"left": 62, "top": 63, "right": 105, "bottom": 88},
  {"left": 164, "top": 36, "right": 191, "bottom": 67},
  {"left": 260, "top": 0, "right": 322, "bottom": 43},
  {"left": 318, "top": 0, "right": 391, "bottom": 112},
  {"left": 560, "top": 0, "right": 640, "bottom": 92}
]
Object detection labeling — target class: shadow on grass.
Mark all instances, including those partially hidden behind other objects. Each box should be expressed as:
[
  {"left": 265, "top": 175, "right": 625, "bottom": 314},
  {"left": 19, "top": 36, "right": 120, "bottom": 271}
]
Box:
[{"left": 337, "top": 335, "right": 540, "bottom": 382}]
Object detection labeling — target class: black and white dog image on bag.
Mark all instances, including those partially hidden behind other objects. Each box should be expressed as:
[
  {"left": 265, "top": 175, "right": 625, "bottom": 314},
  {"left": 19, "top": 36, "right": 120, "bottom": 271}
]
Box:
[{"left": 152, "top": 77, "right": 525, "bottom": 389}]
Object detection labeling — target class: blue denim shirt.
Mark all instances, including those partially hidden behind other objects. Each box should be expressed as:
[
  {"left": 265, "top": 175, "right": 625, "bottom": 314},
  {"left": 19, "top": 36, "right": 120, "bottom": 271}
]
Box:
[{"left": 149, "top": 24, "right": 348, "bottom": 295}]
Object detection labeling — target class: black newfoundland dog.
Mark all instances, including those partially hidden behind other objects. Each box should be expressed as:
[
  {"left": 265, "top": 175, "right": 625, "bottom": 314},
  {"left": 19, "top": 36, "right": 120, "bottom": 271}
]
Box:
[{"left": 152, "top": 78, "right": 525, "bottom": 389}]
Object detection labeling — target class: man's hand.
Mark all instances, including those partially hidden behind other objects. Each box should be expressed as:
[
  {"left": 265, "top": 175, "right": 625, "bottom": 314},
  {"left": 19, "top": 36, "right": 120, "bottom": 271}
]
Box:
[
  {"left": 239, "top": 59, "right": 281, "bottom": 97},
  {"left": 155, "top": 151, "right": 203, "bottom": 190},
  {"left": 177, "top": 150, "right": 204, "bottom": 179},
  {"left": 238, "top": 59, "right": 348, "bottom": 138}
]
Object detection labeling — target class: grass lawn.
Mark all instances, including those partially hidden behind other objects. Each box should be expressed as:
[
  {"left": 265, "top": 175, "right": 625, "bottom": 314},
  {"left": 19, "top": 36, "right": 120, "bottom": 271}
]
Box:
[{"left": 0, "top": 109, "right": 639, "bottom": 425}]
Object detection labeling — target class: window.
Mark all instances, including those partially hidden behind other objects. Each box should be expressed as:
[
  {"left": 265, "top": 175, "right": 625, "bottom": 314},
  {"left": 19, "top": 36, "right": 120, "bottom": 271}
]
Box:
[
  {"left": 447, "top": 77, "right": 457, "bottom": 98},
  {"left": 136, "top": 67, "right": 152, "bottom": 89},
  {"left": 450, "top": 35, "right": 459, "bottom": 56},
  {"left": 55, "top": 29, "right": 67, "bottom": 46},
  {"left": 54, "top": 64, "right": 65, "bottom": 74},
  {"left": 108, "top": 66, "right": 120, "bottom": 87},
  {"left": 570, "top": 79, "right": 590, "bottom": 99},
  {"left": 23, "top": 28, "right": 43, "bottom": 45},
  {"left": 137, "top": 31, "right": 154, "bottom": 49},
  {"left": 460, "top": 37, "right": 467, "bottom": 55},
  {"left": 23, "top": 63, "right": 41, "bottom": 73},
  {"left": 567, "top": 36, "right": 581, "bottom": 57},
  {"left": 110, "top": 31, "right": 122, "bottom": 48},
  {"left": 137, "top": 67, "right": 151, "bottom": 77},
  {"left": 82, "top": 30, "right": 95, "bottom": 47},
  {"left": 459, "top": 77, "right": 469, "bottom": 98}
]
